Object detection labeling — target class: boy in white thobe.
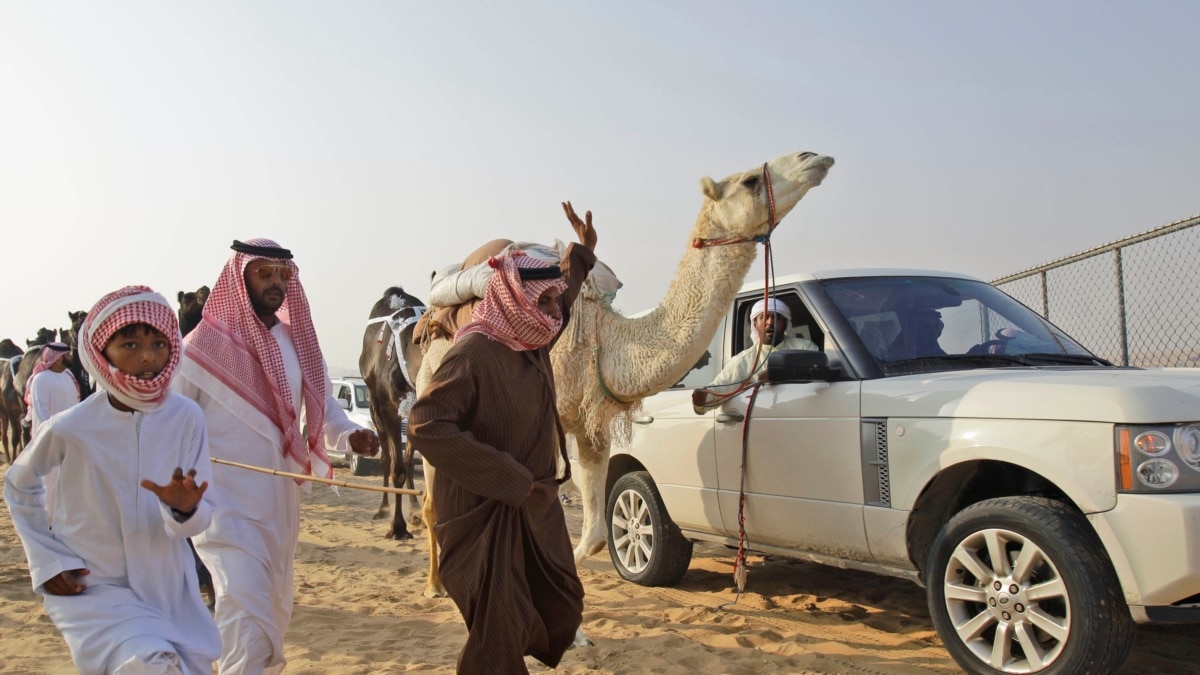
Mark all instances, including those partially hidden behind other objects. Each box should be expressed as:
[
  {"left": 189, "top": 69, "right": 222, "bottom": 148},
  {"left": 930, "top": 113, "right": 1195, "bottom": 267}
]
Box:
[{"left": 4, "top": 286, "right": 220, "bottom": 674}]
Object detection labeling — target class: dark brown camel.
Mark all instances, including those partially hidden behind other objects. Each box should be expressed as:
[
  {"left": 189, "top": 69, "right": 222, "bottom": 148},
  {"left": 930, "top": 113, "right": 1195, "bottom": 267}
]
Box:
[
  {"left": 0, "top": 339, "right": 23, "bottom": 359},
  {"left": 27, "top": 327, "right": 56, "bottom": 348},
  {"left": 359, "top": 287, "right": 425, "bottom": 540},
  {"left": 177, "top": 285, "right": 210, "bottom": 337},
  {"left": 61, "top": 311, "right": 93, "bottom": 400}
]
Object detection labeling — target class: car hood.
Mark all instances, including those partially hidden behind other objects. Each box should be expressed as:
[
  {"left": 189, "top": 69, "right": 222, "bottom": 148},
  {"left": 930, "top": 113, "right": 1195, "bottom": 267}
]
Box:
[{"left": 861, "top": 367, "right": 1200, "bottom": 423}]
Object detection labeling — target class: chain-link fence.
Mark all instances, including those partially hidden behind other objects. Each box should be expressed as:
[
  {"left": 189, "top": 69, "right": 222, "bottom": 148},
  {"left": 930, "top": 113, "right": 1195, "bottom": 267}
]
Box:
[{"left": 992, "top": 214, "right": 1200, "bottom": 367}]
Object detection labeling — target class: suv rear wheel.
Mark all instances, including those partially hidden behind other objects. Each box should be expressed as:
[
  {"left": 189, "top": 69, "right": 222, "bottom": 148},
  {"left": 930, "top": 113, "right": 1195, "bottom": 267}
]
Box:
[
  {"left": 926, "top": 496, "right": 1134, "bottom": 674},
  {"left": 349, "top": 452, "right": 379, "bottom": 476},
  {"left": 606, "top": 471, "right": 693, "bottom": 586}
]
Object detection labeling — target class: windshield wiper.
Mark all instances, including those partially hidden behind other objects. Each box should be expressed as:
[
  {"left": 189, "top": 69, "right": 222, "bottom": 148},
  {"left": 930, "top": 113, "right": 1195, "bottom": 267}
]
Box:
[
  {"left": 883, "top": 352, "right": 1113, "bottom": 374},
  {"left": 1012, "top": 353, "right": 1114, "bottom": 367},
  {"left": 884, "top": 353, "right": 1033, "bottom": 374}
]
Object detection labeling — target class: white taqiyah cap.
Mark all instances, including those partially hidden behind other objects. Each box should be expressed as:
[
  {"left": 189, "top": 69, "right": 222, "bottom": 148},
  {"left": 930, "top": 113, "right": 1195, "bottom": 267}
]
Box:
[{"left": 750, "top": 298, "right": 790, "bottom": 322}]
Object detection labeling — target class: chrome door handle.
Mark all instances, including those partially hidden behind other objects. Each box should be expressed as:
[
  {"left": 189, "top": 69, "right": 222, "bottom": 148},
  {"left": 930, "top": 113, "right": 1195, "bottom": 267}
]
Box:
[
  {"left": 633, "top": 415, "right": 654, "bottom": 424},
  {"left": 716, "top": 412, "right": 745, "bottom": 424}
]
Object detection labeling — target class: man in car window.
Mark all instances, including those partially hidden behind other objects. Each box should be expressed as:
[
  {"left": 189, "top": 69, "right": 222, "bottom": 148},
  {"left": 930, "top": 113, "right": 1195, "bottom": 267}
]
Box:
[{"left": 694, "top": 298, "right": 818, "bottom": 412}]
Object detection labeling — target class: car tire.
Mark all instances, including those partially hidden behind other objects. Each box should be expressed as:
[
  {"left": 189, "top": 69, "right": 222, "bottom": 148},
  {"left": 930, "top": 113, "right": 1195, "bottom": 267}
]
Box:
[
  {"left": 926, "top": 496, "right": 1134, "bottom": 675},
  {"left": 606, "top": 471, "right": 693, "bottom": 587},
  {"left": 349, "top": 453, "right": 379, "bottom": 476}
]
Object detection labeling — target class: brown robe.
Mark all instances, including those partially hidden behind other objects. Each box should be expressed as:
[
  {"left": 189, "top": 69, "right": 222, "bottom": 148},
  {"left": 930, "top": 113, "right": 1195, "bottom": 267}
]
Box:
[{"left": 409, "top": 244, "right": 595, "bottom": 673}]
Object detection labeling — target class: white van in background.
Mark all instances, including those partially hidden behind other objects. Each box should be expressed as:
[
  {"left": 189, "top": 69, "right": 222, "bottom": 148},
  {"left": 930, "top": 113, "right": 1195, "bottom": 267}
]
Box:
[{"left": 330, "top": 376, "right": 379, "bottom": 475}]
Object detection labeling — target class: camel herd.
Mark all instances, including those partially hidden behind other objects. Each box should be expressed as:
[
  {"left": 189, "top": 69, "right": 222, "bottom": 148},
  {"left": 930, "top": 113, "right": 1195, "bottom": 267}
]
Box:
[{"left": 2, "top": 151, "right": 835, "bottom": 642}]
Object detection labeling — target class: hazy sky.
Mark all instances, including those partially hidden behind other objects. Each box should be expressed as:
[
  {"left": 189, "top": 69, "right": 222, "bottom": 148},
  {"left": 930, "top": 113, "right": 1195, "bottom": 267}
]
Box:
[{"left": 2, "top": 1, "right": 1197, "bottom": 373}]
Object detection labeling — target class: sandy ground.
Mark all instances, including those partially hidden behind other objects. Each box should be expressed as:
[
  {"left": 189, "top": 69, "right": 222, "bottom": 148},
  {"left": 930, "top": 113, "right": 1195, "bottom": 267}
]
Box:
[{"left": 2, "top": 463, "right": 1197, "bottom": 674}]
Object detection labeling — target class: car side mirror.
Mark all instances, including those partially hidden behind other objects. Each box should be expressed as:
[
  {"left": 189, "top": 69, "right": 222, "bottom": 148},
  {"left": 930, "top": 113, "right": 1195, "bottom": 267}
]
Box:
[
  {"left": 338, "top": 398, "right": 352, "bottom": 411},
  {"left": 765, "top": 350, "right": 840, "bottom": 383}
]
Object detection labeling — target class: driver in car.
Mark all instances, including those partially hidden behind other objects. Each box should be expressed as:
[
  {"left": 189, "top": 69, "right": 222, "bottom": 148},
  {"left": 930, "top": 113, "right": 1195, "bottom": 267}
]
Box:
[{"left": 693, "top": 297, "right": 818, "bottom": 412}]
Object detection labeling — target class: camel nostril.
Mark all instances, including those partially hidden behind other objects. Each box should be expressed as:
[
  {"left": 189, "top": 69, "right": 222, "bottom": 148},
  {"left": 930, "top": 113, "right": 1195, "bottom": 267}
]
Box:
[{"left": 798, "top": 152, "right": 816, "bottom": 160}]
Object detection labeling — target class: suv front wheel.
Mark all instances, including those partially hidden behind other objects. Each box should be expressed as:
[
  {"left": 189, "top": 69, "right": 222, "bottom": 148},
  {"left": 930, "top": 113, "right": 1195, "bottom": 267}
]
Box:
[
  {"left": 606, "top": 471, "right": 693, "bottom": 586},
  {"left": 926, "top": 496, "right": 1134, "bottom": 674}
]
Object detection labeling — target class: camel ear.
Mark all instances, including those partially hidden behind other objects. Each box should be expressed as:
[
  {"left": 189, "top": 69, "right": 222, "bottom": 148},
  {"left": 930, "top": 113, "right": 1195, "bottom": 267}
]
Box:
[
  {"left": 700, "top": 176, "right": 722, "bottom": 201},
  {"left": 178, "top": 291, "right": 185, "bottom": 302}
]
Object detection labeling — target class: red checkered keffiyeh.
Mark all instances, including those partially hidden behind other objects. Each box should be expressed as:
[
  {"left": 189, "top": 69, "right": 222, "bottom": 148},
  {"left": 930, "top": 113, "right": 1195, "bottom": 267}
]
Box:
[
  {"left": 78, "top": 286, "right": 182, "bottom": 412},
  {"left": 456, "top": 251, "right": 568, "bottom": 351},
  {"left": 184, "top": 238, "right": 331, "bottom": 479}
]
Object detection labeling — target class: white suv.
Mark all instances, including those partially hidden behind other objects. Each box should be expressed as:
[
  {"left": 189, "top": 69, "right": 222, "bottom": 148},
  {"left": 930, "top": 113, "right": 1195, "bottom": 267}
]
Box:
[
  {"left": 597, "top": 269, "right": 1200, "bottom": 675},
  {"left": 330, "top": 376, "right": 378, "bottom": 475}
]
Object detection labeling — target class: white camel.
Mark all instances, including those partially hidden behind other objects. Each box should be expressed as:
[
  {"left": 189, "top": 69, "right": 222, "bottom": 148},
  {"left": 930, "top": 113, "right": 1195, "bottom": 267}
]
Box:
[
  {"left": 413, "top": 150, "right": 834, "bottom": 604},
  {"left": 551, "top": 150, "right": 835, "bottom": 565}
]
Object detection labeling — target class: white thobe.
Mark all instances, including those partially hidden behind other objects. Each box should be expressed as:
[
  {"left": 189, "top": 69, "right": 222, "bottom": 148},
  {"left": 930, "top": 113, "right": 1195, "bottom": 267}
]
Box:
[
  {"left": 3, "top": 393, "right": 221, "bottom": 674},
  {"left": 708, "top": 335, "right": 820, "bottom": 390},
  {"left": 175, "top": 322, "right": 361, "bottom": 675},
  {"left": 29, "top": 368, "right": 82, "bottom": 519},
  {"left": 29, "top": 369, "right": 81, "bottom": 437}
]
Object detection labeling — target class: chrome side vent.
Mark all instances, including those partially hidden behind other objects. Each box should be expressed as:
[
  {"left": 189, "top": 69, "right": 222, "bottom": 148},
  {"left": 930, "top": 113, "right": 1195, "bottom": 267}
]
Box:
[{"left": 860, "top": 418, "right": 890, "bottom": 507}]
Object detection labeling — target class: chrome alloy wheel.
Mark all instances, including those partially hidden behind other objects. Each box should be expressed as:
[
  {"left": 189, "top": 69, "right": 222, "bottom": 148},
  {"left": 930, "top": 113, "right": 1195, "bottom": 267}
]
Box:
[
  {"left": 610, "top": 487, "right": 655, "bottom": 575},
  {"left": 941, "top": 527, "right": 1070, "bottom": 673}
]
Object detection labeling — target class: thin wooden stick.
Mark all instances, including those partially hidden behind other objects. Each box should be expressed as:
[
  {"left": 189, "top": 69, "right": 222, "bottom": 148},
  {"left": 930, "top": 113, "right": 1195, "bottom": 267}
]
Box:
[{"left": 211, "top": 457, "right": 423, "bottom": 496}]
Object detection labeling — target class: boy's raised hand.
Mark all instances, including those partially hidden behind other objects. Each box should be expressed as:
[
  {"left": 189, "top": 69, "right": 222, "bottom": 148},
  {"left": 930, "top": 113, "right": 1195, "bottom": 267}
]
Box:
[
  {"left": 44, "top": 568, "right": 89, "bottom": 596},
  {"left": 140, "top": 467, "right": 208, "bottom": 514}
]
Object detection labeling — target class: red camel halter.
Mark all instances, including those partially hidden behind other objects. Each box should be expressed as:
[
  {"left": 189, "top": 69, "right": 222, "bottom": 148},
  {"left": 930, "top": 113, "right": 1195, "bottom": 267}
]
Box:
[{"left": 689, "top": 162, "right": 785, "bottom": 600}]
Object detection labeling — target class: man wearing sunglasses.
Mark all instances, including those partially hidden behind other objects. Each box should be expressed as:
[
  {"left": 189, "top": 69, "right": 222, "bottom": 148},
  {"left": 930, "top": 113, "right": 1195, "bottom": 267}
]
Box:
[{"left": 175, "top": 239, "right": 380, "bottom": 674}]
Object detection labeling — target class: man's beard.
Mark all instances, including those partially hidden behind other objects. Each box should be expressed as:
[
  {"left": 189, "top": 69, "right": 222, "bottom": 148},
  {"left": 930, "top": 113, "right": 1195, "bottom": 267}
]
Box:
[{"left": 251, "top": 290, "right": 284, "bottom": 317}]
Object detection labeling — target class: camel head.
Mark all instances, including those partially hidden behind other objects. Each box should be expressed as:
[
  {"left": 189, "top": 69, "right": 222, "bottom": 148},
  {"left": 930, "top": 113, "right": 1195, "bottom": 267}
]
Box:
[
  {"left": 696, "top": 151, "right": 834, "bottom": 241},
  {"left": 27, "top": 327, "right": 57, "bottom": 347},
  {"left": 0, "top": 338, "right": 23, "bottom": 359},
  {"left": 177, "top": 287, "right": 209, "bottom": 337},
  {"left": 67, "top": 311, "right": 86, "bottom": 348}
]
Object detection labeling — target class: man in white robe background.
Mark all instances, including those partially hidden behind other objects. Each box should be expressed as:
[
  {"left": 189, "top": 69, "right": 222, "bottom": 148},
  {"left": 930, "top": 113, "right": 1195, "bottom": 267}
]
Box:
[
  {"left": 26, "top": 341, "right": 81, "bottom": 437},
  {"left": 25, "top": 341, "right": 83, "bottom": 520},
  {"left": 176, "top": 238, "right": 380, "bottom": 674}
]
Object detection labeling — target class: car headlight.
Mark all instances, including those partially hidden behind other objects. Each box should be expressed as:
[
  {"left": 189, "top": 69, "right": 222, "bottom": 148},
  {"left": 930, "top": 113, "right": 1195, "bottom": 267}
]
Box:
[
  {"left": 1116, "top": 424, "right": 1200, "bottom": 493},
  {"left": 1174, "top": 425, "right": 1200, "bottom": 470}
]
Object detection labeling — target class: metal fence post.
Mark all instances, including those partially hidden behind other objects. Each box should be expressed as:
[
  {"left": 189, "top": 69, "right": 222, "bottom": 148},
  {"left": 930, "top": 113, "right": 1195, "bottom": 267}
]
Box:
[{"left": 1115, "top": 249, "right": 1129, "bottom": 366}]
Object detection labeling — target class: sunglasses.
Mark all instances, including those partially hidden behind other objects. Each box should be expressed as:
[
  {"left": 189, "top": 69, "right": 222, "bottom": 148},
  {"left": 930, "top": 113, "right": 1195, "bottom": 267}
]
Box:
[{"left": 255, "top": 264, "right": 294, "bottom": 281}]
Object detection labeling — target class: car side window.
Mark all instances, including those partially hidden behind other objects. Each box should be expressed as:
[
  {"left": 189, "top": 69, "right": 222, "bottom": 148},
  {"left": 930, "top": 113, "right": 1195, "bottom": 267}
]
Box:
[
  {"left": 672, "top": 327, "right": 723, "bottom": 389},
  {"left": 733, "top": 291, "right": 824, "bottom": 354}
]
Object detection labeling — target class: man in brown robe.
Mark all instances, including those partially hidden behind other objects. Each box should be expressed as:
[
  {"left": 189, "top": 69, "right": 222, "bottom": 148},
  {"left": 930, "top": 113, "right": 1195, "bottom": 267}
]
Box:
[{"left": 409, "top": 219, "right": 596, "bottom": 673}]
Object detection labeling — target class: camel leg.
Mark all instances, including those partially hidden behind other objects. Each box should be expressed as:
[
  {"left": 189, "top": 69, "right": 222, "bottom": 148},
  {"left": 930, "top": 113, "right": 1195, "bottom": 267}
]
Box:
[
  {"left": 416, "top": 338, "right": 452, "bottom": 599},
  {"left": 572, "top": 432, "right": 612, "bottom": 565},
  {"left": 421, "top": 462, "right": 446, "bottom": 598},
  {"left": 372, "top": 414, "right": 392, "bottom": 520},
  {"left": 405, "top": 437, "right": 423, "bottom": 528},
  {"left": 387, "top": 429, "right": 412, "bottom": 540}
]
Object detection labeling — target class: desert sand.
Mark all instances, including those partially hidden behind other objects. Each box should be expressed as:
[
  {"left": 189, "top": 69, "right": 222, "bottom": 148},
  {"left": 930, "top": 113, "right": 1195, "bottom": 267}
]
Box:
[{"left": 2, "top": 464, "right": 1196, "bottom": 674}]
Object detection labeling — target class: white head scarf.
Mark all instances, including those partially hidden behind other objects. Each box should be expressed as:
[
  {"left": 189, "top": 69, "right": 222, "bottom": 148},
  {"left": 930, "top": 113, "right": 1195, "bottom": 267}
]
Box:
[{"left": 749, "top": 297, "right": 791, "bottom": 345}]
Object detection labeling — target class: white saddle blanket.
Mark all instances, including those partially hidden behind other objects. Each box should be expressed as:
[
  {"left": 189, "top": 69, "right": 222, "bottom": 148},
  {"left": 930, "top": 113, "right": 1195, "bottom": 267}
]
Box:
[{"left": 429, "top": 240, "right": 621, "bottom": 307}]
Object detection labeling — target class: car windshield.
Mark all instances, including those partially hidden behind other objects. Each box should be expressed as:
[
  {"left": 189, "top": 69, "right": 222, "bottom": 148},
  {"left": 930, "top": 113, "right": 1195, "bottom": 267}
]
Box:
[
  {"left": 354, "top": 383, "right": 371, "bottom": 408},
  {"left": 821, "top": 276, "right": 1106, "bottom": 375}
]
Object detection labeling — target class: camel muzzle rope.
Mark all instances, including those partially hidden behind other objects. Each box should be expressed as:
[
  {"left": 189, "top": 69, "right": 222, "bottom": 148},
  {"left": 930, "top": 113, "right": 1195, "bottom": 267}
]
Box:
[{"left": 211, "top": 457, "right": 424, "bottom": 496}]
